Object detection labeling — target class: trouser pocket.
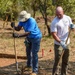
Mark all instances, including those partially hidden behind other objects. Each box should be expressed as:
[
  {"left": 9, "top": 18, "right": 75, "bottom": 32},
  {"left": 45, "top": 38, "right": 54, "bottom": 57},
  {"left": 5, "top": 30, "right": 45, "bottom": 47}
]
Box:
[{"left": 24, "top": 38, "right": 30, "bottom": 47}]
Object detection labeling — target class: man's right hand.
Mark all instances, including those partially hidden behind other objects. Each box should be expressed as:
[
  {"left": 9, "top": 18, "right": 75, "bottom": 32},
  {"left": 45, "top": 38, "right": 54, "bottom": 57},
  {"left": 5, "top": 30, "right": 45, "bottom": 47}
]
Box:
[
  {"left": 13, "top": 33, "right": 19, "bottom": 38},
  {"left": 60, "top": 41, "right": 67, "bottom": 49},
  {"left": 11, "top": 22, "right": 15, "bottom": 28}
]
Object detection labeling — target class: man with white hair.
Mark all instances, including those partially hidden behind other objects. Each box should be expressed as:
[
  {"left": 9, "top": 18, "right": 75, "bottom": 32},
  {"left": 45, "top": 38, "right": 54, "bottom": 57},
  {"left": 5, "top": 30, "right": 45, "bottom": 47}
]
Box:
[
  {"left": 50, "top": 6, "right": 75, "bottom": 75},
  {"left": 11, "top": 10, "right": 42, "bottom": 75}
]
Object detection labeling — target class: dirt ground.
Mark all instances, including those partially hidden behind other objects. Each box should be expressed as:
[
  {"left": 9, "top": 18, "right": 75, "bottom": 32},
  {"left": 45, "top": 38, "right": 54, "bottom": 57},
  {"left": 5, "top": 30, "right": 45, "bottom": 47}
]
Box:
[{"left": 0, "top": 20, "right": 75, "bottom": 75}]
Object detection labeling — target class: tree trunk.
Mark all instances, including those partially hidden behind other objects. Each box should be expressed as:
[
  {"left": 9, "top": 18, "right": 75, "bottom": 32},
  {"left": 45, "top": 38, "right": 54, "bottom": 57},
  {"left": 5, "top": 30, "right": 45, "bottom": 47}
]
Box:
[
  {"left": 33, "top": 10, "right": 36, "bottom": 18},
  {"left": 44, "top": 17, "right": 51, "bottom": 36}
]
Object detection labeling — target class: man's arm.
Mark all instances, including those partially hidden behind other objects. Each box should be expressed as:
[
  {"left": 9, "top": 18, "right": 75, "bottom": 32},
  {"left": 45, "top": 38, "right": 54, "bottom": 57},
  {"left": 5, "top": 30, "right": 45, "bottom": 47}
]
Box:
[
  {"left": 51, "top": 32, "right": 67, "bottom": 49},
  {"left": 51, "top": 32, "right": 61, "bottom": 43},
  {"left": 11, "top": 21, "right": 22, "bottom": 31},
  {"left": 13, "top": 32, "right": 31, "bottom": 38},
  {"left": 14, "top": 26, "right": 22, "bottom": 31},
  {"left": 18, "top": 32, "right": 30, "bottom": 37},
  {"left": 11, "top": 22, "right": 30, "bottom": 37}
]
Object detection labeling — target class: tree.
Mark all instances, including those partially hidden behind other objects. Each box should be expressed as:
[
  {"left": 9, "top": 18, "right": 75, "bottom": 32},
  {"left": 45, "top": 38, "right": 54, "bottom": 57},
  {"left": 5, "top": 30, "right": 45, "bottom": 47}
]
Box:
[
  {"left": 52, "top": 0, "right": 57, "bottom": 5},
  {"left": 0, "top": 0, "right": 12, "bottom": 19},
  {"left": 0, "top": 0, "right": 21, "bottom": 20},
  {"left": 31, "top": 0, "right": 38, "bottom": 18},
  {"left": 38, "top": 0, "right": 52, "bottom": 36},
  {"left": 52, "top": 0, "right": 75, "bottom": 18}
]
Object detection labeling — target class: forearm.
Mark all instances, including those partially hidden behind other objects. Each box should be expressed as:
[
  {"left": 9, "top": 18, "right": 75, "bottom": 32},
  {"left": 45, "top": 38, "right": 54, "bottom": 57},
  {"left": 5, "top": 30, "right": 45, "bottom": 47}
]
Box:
[
  {"left": 51, "top": 32, "right": 61, "bottom": 43},
  {"left": 51, "top": 32, "right": 67, "bottom": 49},
  {"left": 14, "top": 26, "right": 21, "bottom": 31},
  {"left": 18, "top": 32, "right": 30, "bottom": 37},
  {"left": 11, "top": 22, "right": 22, "bottom": 31}
]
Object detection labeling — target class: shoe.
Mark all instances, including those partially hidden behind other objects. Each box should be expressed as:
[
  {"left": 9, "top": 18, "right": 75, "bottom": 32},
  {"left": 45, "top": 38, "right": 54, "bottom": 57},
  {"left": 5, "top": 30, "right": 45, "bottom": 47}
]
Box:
[
  {"left": 22, "top": 66, "right": 32, "bottom": 71},
  {"left": 30, "top": 72, "right": 37, "bottom": 75}
]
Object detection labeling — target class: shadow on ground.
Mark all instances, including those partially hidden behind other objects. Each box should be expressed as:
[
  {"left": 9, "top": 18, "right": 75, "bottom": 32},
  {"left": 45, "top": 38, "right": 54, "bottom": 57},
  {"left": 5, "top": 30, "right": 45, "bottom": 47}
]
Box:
[{"left": 0, "top": 59, "right": 75, "bottom": 75}]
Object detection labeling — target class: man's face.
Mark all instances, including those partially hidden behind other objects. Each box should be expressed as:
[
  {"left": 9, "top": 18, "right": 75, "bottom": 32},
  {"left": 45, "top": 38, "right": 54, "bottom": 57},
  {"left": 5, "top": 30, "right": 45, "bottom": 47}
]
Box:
[{"left": 56, "top": 10, "right": 63, "bottom": 19}]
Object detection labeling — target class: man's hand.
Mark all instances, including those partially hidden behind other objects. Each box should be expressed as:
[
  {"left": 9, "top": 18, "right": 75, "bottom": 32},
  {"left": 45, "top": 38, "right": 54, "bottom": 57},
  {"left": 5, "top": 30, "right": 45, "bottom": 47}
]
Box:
[
  {"left": 70, "top": 24, "right": 75, "bottom": 29},
  {"left": 13, "top": 33, "right": 19, "bottom": 38},
  {"left": 11, "top": 22, "right": 15, "bottom": 28},
  {"left": 60, "top": 41, "right": 67, "bottom": 49}
]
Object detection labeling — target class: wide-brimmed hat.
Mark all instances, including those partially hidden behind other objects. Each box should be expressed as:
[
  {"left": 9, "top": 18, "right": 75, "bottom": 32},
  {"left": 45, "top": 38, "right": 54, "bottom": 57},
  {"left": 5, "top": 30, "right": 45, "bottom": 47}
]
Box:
[{"left": 18, "top": 11, "right": 31, "bottom": 22}]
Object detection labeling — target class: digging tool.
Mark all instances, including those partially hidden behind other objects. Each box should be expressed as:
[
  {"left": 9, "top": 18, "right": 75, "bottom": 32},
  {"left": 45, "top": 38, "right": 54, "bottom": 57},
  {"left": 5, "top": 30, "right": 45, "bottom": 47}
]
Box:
[
  {"left": 11, "top": 15, "right": 20, "bottom": 74},
  {"left": 54, "top": 28, "right": 71, "bottom": 75},
  {"left": 12, "top": 21, "right": 19, "bottom": 74}
]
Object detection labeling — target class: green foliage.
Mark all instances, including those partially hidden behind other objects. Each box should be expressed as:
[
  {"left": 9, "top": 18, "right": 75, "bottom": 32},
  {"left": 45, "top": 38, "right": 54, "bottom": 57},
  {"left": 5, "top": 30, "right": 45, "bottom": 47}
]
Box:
[
  {"left": 52, "top": 0, "right": 75, "bottom": 18},
  {"left": 0, "top": 0, "right": 19, "bottom": 20},
  {"left": 0, "top": 0, "right": 75, "bottom": 20},
  {"left": 0, "top": 0, "right": 11, "bottom": 18}
]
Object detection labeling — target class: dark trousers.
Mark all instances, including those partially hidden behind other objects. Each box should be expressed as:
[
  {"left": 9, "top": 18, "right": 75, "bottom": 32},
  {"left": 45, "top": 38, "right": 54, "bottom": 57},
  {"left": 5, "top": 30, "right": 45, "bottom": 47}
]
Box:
[
  {"left": 24, "top": 38, "right": 41, "bottom": 73},
  {"left": 52, "top": 44, "right": 69, "bottom": 75}
]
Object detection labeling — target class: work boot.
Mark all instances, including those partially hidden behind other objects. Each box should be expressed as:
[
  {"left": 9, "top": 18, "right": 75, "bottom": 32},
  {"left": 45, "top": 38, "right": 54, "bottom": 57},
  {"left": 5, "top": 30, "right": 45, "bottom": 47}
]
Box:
[
  {"left": 30, "top": 72, "right": 37, "bottom": 75},
  {"left": 52, "top": 72, "right": 59, "bottom": 75},
  {"left": 22, "top": 66, "right": 32, "bottom": 71}
]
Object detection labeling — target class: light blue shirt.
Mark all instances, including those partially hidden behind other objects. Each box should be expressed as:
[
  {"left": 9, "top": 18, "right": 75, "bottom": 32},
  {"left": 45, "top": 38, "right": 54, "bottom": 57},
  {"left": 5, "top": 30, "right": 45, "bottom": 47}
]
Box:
[{"left": 18, "top": 17, "right": 42, "bottom": 38}]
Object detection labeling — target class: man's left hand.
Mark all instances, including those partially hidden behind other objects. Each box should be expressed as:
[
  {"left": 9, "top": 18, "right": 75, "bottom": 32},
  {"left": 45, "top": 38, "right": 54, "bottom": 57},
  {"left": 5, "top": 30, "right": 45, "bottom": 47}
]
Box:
[
  {"left": 11, "top": 22, "right": 15, "bottom": 28},
  {"left": 13, "top": 33, "right": 19, "bottom": 38},
  {"left": 70, "top": 24, "right": 75, "bottom": 29}
]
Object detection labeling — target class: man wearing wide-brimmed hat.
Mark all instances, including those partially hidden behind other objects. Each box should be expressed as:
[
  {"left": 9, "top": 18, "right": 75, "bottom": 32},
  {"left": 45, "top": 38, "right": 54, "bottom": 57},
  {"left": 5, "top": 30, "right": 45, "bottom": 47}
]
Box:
[{"left": 11, "top": 10, "right": 42, "bottom": 75}]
